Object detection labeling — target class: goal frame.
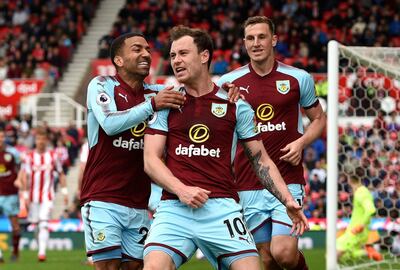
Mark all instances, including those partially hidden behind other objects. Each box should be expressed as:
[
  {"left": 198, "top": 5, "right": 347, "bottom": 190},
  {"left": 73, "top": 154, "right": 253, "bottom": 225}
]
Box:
[{"left": 326, "top": 41, "right": 400, "bottom": 270}]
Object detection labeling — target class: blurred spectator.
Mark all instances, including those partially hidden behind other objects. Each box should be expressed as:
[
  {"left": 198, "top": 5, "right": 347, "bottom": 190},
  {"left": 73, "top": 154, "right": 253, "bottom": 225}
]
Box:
[
  {"left": 389, "top": 14, "right": 400, "bottom": 37},
  {"left": 0, "top": 57, "right": 7, "bottom": 79},
  {"left": 212, "top": 55, "right": 229, "bottom": 75},
  {"left": 310, "top": 161, "right": 327, "bottom": 183}
]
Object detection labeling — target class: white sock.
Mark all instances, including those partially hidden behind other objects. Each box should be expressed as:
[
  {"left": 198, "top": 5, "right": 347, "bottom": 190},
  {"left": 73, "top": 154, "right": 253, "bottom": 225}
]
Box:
[
  {"left": 0, "top": 249, "right": 3, "bottom": 258},
  {"left": 38, "top": 222, "right": 49, "bottom": 256}
]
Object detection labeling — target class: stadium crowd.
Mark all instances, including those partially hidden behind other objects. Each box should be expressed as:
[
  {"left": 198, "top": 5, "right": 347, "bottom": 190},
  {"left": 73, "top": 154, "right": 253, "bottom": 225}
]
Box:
[
  {"left": 0, "top": 0, "right": 98, "bottom": 85},
  {"left": 97, "top": 0, "right": 400, "bottom": 75}
]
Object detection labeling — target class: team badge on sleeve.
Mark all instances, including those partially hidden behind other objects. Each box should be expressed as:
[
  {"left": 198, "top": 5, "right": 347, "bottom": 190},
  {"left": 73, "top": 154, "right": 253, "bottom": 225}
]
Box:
[
  {"left": 211, "top": 103, "right": 227, "bottom": 118},
  {"left": 148, "top": 112, "right": 158, "bottom": 125},
  {"left": 96, "top": 92, "right": 111, "bottom": 105},
  {"left": 276, "top": 80, "right": 290, "bottom": 94},
  {"left": 4, "top": 153, "right": 12, "bottom": 162}
]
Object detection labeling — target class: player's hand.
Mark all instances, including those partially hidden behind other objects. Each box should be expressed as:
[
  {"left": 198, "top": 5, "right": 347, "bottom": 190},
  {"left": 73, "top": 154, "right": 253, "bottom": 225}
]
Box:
[
  {"left": 176, "top": 186, "right": 211, "bottom": 208},
  {"left": 222, "top": 82, "right": 244, "bottom": 103},
  {"left": 286, "top": 199, "right": 309, "bottom": 236},
  {"left": 280, "top": 138, "right": 305, "bottom": 166},
  {"left": 153, "top": 86, "right": 185, "bottom": 110},
  {"left": 351, "top": 225, "right": 364, "bottom": 234},
  {"left": 14, "top": 179, "right": 22, "bottom": 188}
]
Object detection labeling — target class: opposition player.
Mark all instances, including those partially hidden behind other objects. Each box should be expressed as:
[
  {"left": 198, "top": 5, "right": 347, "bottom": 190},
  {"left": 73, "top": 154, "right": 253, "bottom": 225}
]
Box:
[
  {"left": 0, "top": 127, "right": 21, "bottom": 262},
  {"left": 218, "top": 16, "right": 326, "bottom": 270},
  {"left": 20, "top": 127, "right": 68, "bottom": 262},
  {"left": 337, "top": 167, "right": 382, "bottom": 262},
  {"left": 143, "top": 26, "right": 308, "bottom": 270}
]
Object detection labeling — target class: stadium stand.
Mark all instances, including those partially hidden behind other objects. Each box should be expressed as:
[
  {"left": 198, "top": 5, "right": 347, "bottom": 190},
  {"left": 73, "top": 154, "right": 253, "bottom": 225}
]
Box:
[{"left": 0, "top": 1, "right": 99, "bottom": 85}]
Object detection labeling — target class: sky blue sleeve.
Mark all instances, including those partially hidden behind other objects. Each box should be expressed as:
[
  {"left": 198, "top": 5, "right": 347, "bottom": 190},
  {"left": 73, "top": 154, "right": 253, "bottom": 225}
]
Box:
[
  {"left": 216, "top": 75, "right": 228, "bottom": 87},
  {"left": 235, "top": 100, "right": 259, "bottom": 140},
  {"left": 87, "top": 76, "right": 155, "bottom": 136},
  {"left": 299, "top": 73, "right": 318, "bottom": 108},
  {"left": 148, "top": 108, "right": 170, "bottom": 132},
  {"left": 7, "top": 146, "right": 20, "bottom": 164}
]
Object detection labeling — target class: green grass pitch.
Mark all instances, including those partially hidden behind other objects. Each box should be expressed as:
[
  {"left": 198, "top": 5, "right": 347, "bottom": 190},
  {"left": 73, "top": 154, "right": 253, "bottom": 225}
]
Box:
[{"left": 0, "top": 249, "right": 326, "bottom": 270}]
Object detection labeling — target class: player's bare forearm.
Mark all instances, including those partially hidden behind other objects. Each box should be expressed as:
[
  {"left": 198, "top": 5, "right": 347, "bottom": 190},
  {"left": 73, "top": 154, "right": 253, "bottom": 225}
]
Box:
[
  {"left": 19, "top": 170, "right": 27, "bottom": 191},
  {"left": 302, "top": 104, "right": 326, "bottom": 146},
  {"left": 143, "top": 134, "right": 186, "bottom": 195},
  {"left": 145, "top": 155, "right": 186, "bottom": 195},
  {"left": 243, "top": 140, "right": 294, "bottom": 206}
]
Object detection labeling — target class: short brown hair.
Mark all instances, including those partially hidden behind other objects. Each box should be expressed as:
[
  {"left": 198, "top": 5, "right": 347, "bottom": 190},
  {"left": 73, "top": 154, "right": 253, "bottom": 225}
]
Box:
[
  {"left": 35, "top": 127, "right": 48, "bottom": 137},
  {"left": 243, "top": 16, "right": 275, "bottom": 35},
  {"left": 349, "top": 166, "right": 365, "bottom": 184},
  {"left": 169, "top": 25, "right": 213, "bottom": 69}
]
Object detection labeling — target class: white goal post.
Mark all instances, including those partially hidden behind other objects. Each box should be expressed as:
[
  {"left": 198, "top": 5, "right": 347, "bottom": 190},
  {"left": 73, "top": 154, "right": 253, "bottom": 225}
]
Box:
[{"left": 327, "top": 41, "right": 400, "bottom": 270}]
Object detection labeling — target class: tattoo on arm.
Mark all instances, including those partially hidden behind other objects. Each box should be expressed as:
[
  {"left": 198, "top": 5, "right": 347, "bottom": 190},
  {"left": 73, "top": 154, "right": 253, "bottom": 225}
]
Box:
[{"left": 243, "top": 144, "right": 287, "bottom": 205}]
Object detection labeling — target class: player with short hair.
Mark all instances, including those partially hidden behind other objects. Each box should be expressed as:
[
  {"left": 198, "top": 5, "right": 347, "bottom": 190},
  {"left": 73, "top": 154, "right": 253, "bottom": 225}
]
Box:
[
  {"left": 20, "top": 127, "right": 68, "bottom": 262},
  {"left": 81, "top": 31, "right": 239, "bottom": 270},
  {"left": 0, "top": 127, "right": 21, "bottom": 262},
  {"left": 80, "top": 32, "right": 187, "bottom": 270},
  {"left": 142, "top": 25, "right": 308, "bottom": 270},
  {"left": 337, "top": 167, "right": 382, "bottom": 262},
  {"left": 218, "top": 16, "right": 327, "bottom": 270}
]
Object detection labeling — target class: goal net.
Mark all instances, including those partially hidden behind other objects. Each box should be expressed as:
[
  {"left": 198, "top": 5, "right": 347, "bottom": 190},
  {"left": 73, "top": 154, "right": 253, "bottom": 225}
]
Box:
[{"left": 327, "top": 41, "right": 400, "bottom": 270}]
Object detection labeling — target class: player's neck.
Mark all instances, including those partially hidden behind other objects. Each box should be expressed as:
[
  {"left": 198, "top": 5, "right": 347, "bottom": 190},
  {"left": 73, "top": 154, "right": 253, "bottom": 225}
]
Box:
[
  {"left": 184, "top": 74, "right": 214, "bottom": 97},
  {"left": 251, "top": 57, "right": 275, "bottom": 76},
  {"left": 351, "top": 183, "right": 361, "bottom": 191},
  {"left": 35, "top": 147, "right": 46, "bottom": 154},
  {"left": 117, "top": 71, "right": 144, "bottom": 91}
]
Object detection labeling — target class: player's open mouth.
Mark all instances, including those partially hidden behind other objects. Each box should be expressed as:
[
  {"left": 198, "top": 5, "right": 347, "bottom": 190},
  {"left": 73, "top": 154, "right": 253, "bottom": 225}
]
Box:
[
  {"left": 138, "top": 61, "right": 150, "bottom": 67},
  {"left": 175, "top": 67, "right": 186, "bottom": 74}
]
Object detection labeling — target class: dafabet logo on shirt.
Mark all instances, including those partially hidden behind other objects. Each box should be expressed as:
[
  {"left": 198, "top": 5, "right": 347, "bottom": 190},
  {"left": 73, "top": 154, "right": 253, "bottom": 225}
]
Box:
[
  {"left": 255, "top": 103, "right": 287, "bottom": 133},
  {"left": 175, "top": 123, "right": 221, "bottom": 158},
  {"left": 130, "top": 121, "right": 147, "bottom": 137},
  {"left": 112, "top": 121, "right": 146, "bottom": 151},
  {"left": 256, "top": 104, "right": 274, "bottom": 121},
  {"left": 189, "top": 124, "right": 210, "bottom": 143}
]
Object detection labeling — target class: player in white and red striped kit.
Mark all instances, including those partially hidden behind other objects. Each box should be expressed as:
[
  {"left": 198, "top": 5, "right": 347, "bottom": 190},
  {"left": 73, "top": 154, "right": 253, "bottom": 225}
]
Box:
[{"left": 20, "top": 127, "right": 68, "bottom": 262}]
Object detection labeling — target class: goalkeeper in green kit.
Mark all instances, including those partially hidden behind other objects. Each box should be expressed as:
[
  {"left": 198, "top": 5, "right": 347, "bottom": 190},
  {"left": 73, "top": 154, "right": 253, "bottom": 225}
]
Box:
[{"left": 337, "top": 167, "right": 383, "bottom": 262}]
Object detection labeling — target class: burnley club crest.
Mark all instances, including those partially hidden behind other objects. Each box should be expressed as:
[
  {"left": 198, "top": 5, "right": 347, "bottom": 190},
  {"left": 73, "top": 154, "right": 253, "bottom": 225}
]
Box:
[
  {"left": 276, "top": 80, "right": 290, "bottom": 95},
  {"left": 211, "top": 103, "right": 227, "bottom": 118}
]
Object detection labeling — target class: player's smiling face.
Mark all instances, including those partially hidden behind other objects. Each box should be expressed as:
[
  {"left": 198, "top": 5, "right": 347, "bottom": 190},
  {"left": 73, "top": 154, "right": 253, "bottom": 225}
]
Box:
[
  {"left": 118, "top": 36, "right": 152, "bottom": 77},
  {"left": 244, "top": 23, "right": 277, "bottom": 64},
  {"left": 170, "top": 36, "right": 208, "bottom": 84}
]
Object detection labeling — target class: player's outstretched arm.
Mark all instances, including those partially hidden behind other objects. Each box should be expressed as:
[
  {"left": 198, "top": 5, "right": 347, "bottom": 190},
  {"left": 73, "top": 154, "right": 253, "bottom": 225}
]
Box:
[
  {"left": 89, "top": 79, "right": 185, "bottom": 136},
  {"left": 144, "top": 134, "right": 210, "bottom": 208},
  {"left": 242, "top": 140, "right": 309, "bottom": 235}
]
